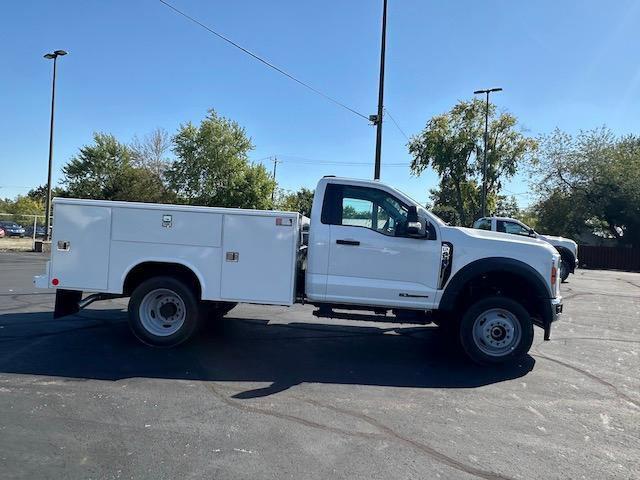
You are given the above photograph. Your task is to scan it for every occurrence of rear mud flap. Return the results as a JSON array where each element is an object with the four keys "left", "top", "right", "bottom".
[{"left": 54, "top": 289, "right": 83, "bottom": 319}]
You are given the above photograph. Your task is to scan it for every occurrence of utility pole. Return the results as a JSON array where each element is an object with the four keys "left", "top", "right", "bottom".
[
  {"left": 473, "top": 87, "right": 502, "bottom": 218},
  {"left": 43, "top": 49, "right": 68, "bottom": 242},
  {"left": 372, "top": 0, "right": 388, "bottom": 180},
  {"left": 270, "top": 156, "right": 281, "bottom": 206}
]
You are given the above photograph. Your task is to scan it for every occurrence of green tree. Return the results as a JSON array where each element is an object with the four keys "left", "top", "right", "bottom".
[
  {"left": 61, "top": 133, "right": 172, "bottom": 203},
  {"left": 409, "top": 99, "right": 537, "bottom": 226},
  {"left": 27, "top": 185, "right": 68, "bottom": 203},
  {"left": 494, "top": 195, "right": 520, "bottom": 218},
  {"left": 1, "top": 195, "right": 44, "bottom": 224},
  {"left": 130, "top": 127, "right": 172, "bottom": 177},
  {"left": 431, "top": 205, "right": 461, "bottom": 226},
  {"left": 531, "top": 127, "right": 640, "bottom": 246},
  {"left": 167, "top": 110, "right": 274, "bottom": 209},
  {"left": 276, "top": 187, "right": 314, "bottom": 215}
]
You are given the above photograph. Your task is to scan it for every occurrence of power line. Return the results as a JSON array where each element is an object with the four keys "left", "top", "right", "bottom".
[
  {"left": 281, "top": 161, "right": 409, "bottom": 167},
  {"left": 266, "top": 155, "right": 410, "bottom": 167},
  {"left": 157, "top": 0, "right": 369, "bottom": 121},
  {"left": 502, "top": 189, "right": 534, "bottom": 197},
  {"left": 383, "top": 107, "right": 410, "bottom": 143},
  {"left": 255, "top": 154, "right": 410, "bottom": 167}
]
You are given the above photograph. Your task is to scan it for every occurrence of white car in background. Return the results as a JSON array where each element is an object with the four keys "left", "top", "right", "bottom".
[{"left": 473, "top": 216, "right": 578, "bottom": 282}]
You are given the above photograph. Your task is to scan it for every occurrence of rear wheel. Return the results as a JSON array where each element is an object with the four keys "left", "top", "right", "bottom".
[
  {"left": 460, "top": 296, "right": 534, "bottom": 365},
  {"left": 128, "top": 276, "right": 201, "bottom": 347}
]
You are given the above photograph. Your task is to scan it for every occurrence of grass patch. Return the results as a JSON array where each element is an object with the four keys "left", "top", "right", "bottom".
[{"left": 0, "top": 237, "right": 34, "bottom": 252}]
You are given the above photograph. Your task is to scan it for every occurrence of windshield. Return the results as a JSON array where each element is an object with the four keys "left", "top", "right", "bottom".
[{"left": 390, "top": 186, "right": 446, "bottom": 226}]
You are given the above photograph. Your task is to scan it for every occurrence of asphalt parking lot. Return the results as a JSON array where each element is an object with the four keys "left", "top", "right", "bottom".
[{"left": 0, "top": 252, "right": 638, "bottom": 480}]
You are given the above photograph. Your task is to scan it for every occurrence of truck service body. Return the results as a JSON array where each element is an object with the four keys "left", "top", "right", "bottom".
[{"left": 35, "top": 177, "right": 563, "bottom": 364}]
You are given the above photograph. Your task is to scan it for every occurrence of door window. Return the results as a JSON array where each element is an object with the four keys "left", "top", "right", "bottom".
[
  {"left": 322, "top": 184, "right": 410, "bottom": 237},
  {"left": 497, "top": 220, "right": 531, "bottom": 236},
  {"left": 342, "top": 198, "right": 373, "bottom": 228}
]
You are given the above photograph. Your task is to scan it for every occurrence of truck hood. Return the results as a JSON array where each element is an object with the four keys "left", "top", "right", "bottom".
[
  {"left": 454, "top": 227, "right": 548, "bottom": 246},
  {"left": 537, "top": 234, "right": 578, "bottom": 255},
  {"left": 439, "top": 226, "right": 560, "bottom": 296}
]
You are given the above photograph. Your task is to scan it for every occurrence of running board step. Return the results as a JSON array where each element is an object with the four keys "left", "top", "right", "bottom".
[{"left": 312, "top": 307, "right": 432, "bottom": 325}]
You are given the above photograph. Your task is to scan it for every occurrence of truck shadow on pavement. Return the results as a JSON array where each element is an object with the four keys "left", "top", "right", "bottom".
[{"left": 0, "top": 308, "right": 535, "bottom": 398}]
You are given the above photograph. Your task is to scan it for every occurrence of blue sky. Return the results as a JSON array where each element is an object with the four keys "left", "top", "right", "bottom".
[{"left": 2, "top": 0, "right": 640, "bottom": 206}]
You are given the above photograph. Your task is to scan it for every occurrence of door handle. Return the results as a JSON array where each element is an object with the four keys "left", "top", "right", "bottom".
[{"left": 336, "top": 239, "right": 360, "bottom": 246}]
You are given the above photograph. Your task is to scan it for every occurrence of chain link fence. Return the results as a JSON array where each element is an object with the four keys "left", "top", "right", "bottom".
[{"left": 0, "top": 213, "right": 48, "bottom": 251}]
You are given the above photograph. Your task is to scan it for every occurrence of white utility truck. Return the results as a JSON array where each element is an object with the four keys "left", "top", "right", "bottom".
[
  {"left": 473, "top": 216, "right": 579, "bottom": 282},
  {"left": 34, "top": 177, "right": 563, "bottom": 365}
]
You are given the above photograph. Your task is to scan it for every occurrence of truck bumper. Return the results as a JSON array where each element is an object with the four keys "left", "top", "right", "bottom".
[{"left": 545, "top": 297, "right": 563, "bottom": 340}]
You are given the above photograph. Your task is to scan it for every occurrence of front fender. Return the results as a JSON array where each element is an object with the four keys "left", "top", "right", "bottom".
[{"left": 438, "top": 257, "right": 556, "bottom": 338}]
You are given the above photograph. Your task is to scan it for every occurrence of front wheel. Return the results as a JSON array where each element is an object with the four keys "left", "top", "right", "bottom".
[
  {"left": 128, "top": 276, "right": 201, "bottom": 347},
  {"left": 460, "top": 296, "right": 534, "bottom": 365}
]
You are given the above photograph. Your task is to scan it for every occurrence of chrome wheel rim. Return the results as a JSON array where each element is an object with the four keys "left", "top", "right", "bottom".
[
  {"left": 472, "top": 308, "right": 522, "bottom": 357},
  {"left": 139, "top": 288, "right": 186, "bottom": 337}
]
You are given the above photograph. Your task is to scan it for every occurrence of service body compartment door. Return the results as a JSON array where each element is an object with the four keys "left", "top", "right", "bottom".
[
  {"left": 51, "top": 204, "right": 111, "bottom": 291},
  {"left": 221, "top": 214, "right": 297, "bottom": 304}
]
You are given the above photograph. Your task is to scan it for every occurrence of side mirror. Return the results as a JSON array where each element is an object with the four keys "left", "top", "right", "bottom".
[
  {"left": 407, "top": 205, "right": 418, "bottom": 223},
  {"left": 529, "top": 229, "right": 537, "bottom": 238},
  {"left": 406, "top": 206, "right": 426, "bottom": 237}
]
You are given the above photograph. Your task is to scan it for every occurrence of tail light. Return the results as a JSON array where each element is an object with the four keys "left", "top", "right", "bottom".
[{"left": 551, "top": 265, "right": 557, "bottom": 291}]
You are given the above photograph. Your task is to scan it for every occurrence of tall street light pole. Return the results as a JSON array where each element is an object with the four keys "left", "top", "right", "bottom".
[
  {"left": 473, "top": 87, "right": 502, "bottom": 218},
  {"left": 372, "top": 0, "right": 388, "bottom": 180},
  {"left": 43, "top": 49, "right": 68, "bottom": 242}
]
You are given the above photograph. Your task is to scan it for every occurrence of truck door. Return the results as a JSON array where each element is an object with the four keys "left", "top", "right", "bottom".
[{"left": 321, "top": 184, "right": 439, "bottom": 309}]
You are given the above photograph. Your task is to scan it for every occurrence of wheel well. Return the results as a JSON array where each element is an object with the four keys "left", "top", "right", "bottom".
[
  {"left": 123, "top": 262, "right": 202, "bottom": 299},
  {"left": 450, "top": 271, "right": 544, "bottom": 321},
  {"left": 555, "top": 246, "right": 574, "bottom": 264}
]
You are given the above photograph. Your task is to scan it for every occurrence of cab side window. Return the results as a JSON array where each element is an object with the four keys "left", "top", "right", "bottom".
[
  {"left": 322, "top": 184, "right": 410, "bottom": 237},
  {"left": 497, "top": 220, "right": 530, "bottom": 236},
  {"left": 473, "top": 218, "right": 492, "bottom": 230}
]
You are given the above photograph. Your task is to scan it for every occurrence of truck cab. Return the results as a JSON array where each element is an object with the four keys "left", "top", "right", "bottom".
[{"left": 306, "top": 177, "right": 443, "bottom": 310}]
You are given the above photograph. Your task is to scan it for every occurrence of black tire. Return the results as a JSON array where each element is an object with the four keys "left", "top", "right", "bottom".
[
  {"left": 128, "top": 276, "right": 201, "bottom": 347},
  {"left": 459, "top": 296, "right": 534, "bottom": 365},
  {"left": 559, "top": 259, "right": 570, "bottom": 283}
]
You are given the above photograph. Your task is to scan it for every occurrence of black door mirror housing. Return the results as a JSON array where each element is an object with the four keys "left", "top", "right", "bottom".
[
  {"left": 406, "top": 206, "right": 427, "bottom": 237},
  {"left": 407, "top": 205, "right": 419, "bottom": 223}
]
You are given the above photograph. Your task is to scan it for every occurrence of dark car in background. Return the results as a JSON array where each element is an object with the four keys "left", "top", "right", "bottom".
[
  {"left": 24, "top": 225, "right": 47, "bottom": 238},
  {"left": 0, "top": 221, "right": 26, "bottom": 237}
]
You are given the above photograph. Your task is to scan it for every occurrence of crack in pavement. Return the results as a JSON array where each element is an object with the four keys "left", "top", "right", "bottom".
[
  {"left": 614, "top": 277, "right": 640, "bottom": 290},
  {"left": 204, "top": 382, "right": 385, "bottom": 441},
  {"left": 550, "top": 336, "right": 640, "bottom": 345},
  {"left": 205, "top": 382, "right": 513, "bottom": 480},
  {"left": 532, "top": 352, "right": 639, "bottom": 410},
  {"left": 299, "top": 395, "right": 513, "bottom": 480}
]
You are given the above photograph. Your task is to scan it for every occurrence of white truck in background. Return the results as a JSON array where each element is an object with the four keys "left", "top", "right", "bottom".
[
  {"left": 34, "top": 176, "right": 563, "bottom": 365},
  {"left": 473, "top": 216, "right": 579, "bottom": 282}
]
